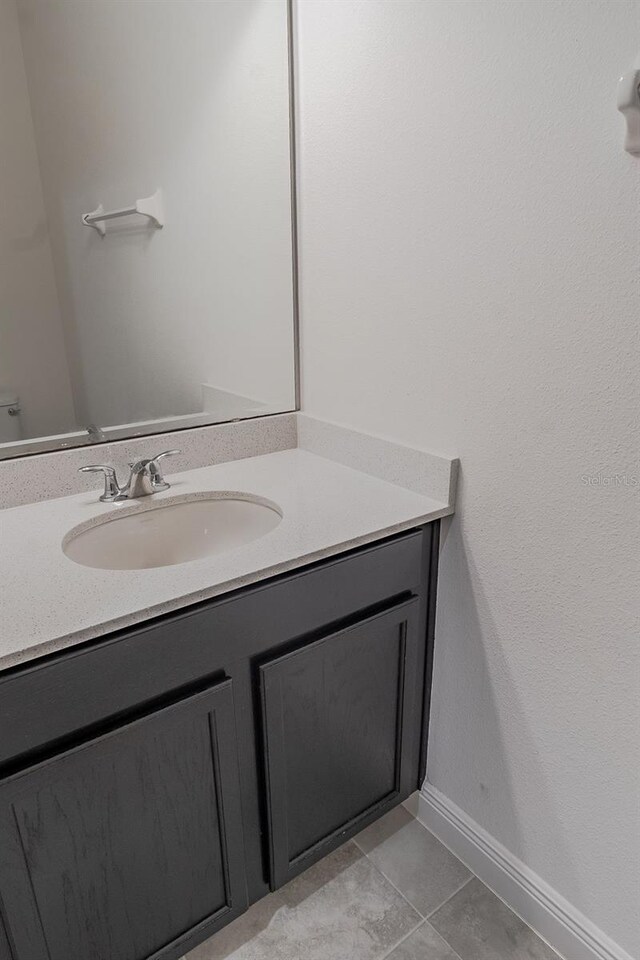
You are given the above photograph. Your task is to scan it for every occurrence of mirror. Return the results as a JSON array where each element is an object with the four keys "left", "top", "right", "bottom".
[{"left": 0, "top": 0, "right": 297, "bottom": 459}]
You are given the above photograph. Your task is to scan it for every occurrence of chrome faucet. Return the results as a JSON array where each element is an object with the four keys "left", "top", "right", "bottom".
[{"left": 79, "top": 450, "right": 180, "bottom": 502}]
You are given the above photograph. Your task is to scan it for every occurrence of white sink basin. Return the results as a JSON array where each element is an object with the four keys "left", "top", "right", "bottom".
[{"left": 63, "top": 492, "right": 282, "bottom": 570}]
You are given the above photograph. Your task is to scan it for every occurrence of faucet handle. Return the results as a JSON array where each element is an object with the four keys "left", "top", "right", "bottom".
[
  {"left": 79, "top": 464, "right": 120, "bottom": 502},
  {"left": 147, "top": 449, "right": 180, "bottom": 490}
]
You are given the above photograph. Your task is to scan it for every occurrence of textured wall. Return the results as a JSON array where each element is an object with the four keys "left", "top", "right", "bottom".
[{"left": 295, "top": 0, "right": 640, "bottom": 954}]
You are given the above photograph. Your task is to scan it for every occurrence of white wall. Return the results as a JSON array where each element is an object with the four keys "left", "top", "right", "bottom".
[
  {"left": 295, "top": 1, "right": 640, "bottom": 955},
  {"left": 17, "top": 0, "right": 295, "bottom": 428},
  {"left": 0, "top": 0, "right": 75, "bottom": 439}
]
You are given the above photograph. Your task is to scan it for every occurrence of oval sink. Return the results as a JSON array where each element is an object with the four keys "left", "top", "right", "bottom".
[{"left": 63, "top": 493, "right": 282, "bottom": 570}]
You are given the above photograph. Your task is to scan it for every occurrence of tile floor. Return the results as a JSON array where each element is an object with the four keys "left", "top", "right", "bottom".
[{"left": 185, "top": 803, "right": 561, "bottom": 960}]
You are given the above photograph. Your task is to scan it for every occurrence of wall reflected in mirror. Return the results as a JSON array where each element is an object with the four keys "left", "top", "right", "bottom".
[{"left": 0, "top": 0, "right": 296, "bottom": 459}]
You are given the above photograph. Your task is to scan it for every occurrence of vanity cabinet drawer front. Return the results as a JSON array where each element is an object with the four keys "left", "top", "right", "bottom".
[
  {"left": 0, "top": 529, "right": 426, "bottom": 770},
  {"left": 0, "top": 678, "right": 247, "bottom": 960},
  {"left": 259, "top": 598, "right": 421, "bottom": 889}
]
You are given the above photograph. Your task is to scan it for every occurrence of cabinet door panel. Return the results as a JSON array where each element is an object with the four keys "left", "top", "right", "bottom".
[
  {"left": 0, "top": 680, "right": 247, "bottom": 960},
  {"left": 260, "top": 599, "right": 420, "bottom": 888}
]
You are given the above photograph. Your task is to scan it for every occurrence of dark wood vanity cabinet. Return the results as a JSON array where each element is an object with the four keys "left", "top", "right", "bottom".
[
  {"left": 0, "top": 681, "right": 247, "bottom": 960},
  {"left": 0, "top": 523, "right": 439, "bottom": 960}
]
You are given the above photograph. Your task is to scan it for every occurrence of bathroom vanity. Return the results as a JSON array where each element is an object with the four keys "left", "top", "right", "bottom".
[
  {"left": 0, "top": 527, "right": 437, "bottom": 960},
  {"left": 0, "top": 434, "right": 455, "bottom": 960}
]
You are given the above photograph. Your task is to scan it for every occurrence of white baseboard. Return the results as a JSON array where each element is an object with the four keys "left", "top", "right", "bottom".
[{"left": 418, "top": 784, "right": 635, "bottom": 960}]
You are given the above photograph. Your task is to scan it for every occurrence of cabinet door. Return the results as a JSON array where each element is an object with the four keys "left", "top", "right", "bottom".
[
  {"left": 259, "top": 598, "right": 421, "bottom": 888},
  {"left": 0, "top": 679, "right": 247, "bottom": 960}
]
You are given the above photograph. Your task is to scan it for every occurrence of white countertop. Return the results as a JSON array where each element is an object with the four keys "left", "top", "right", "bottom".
[{"left": 0, "top": 449, "right": 452, "bottom": 671}]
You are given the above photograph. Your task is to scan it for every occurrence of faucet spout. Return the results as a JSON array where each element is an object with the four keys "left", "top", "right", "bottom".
[
  {"left": 126, "top": 460, "right": 158, "bottom": 498},
  {"left": 79, "top": 450, "right": 180, "bottom": 502}
]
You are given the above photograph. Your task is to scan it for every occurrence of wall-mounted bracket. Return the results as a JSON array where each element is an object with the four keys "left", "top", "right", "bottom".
[
  {"left": 82, "top": 188, "right": 165, "bottom": 236},
  {"left": 617, "top": 55, "right": 640, "bottom": 155}
]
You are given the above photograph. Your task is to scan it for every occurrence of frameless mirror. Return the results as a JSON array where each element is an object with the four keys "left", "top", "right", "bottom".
[{"left": 0, "top": 0, "right": 297, "bottom": 459}]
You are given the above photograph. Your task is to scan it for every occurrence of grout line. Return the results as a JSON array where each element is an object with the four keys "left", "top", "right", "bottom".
[
  {"left": 415, "top": 812, "right": 565, "bottom": 958},
  {"left": 356, "top": 821, "right": 474, "bottom": 923},
  {"left": 378, "top": 919, "right": 425, "bottom": 960},
  {"left": 404, "top": 810, "right": 477, "bottom": 921},
  {"left": 421, "top": 920, "right": 466, "bottom": 960},
  {"left": 355, "top": 812, "right": 477, "bottom": 924},
  {"left": 425, "top": 875, "right": 474, "bottom": 920},
  {"left": 357, "top": 846, "right": 425, "bottom": 920}
]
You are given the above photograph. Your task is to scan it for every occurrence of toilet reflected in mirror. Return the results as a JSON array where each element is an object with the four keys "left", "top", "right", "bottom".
[{"left": 0, "top": 393, "right": 22, "bottom": 443}]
